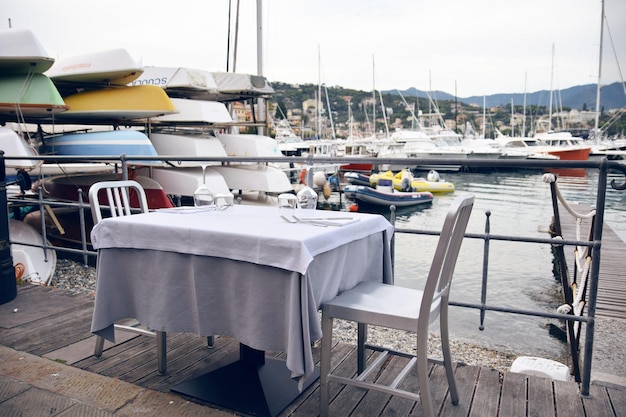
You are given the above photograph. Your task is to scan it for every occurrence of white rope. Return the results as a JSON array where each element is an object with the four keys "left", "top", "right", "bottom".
[
  {"left": 545, "top": 173, "right": 594, "bottom": 335},
  {"left": 574, "top": 218, "right": 591, "bottom": 271},
  {"left": 573, "top": 256, "right": 591, "bottom": 307},
  {"left": 557, "top": 304, "right": 572, "bottom": 314},
  {"left": 542, "top": 173, "right": 596, "bottom": 220}
]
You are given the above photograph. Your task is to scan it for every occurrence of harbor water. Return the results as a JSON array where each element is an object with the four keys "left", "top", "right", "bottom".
[{"left": 347, "top": 168, "right": 625, "bottom": 361}]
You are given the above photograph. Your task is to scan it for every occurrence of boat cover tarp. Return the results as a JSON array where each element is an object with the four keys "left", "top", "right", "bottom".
[{"left": 211, "top": 72, "right": 274, "bottom": 101}]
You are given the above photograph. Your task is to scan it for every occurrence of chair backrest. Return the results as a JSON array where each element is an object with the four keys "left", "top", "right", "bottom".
[
  {"left": 419, "top": 195, "right": 474, "bottom": 326},
  {"left": 88, "top": 180, "right": 149, "bottom": 225}
]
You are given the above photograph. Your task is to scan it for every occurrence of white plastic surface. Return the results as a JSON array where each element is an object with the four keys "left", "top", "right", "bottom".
[{"left": 510, "top": 356, "right": 570, "bottom": 381}]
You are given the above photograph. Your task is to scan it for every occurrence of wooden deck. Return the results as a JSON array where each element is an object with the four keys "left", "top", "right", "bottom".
[
  {"left": 1, "top": 285, "right": 624, "bottom": 417},
  {"left": 556, "top": 202, "right": 626, "bottom": 320}
]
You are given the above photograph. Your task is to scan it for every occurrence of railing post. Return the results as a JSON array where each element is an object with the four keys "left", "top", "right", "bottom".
[
  {"left": 0, "top": 151, "right": 17, "bottom": 304},
  {"left": 580, "top": 158, "right": 608, "bottom": 397},
  {"left": 77, "top": 189, "right": 89, "bottom": 266},
  {"left": 479, "top": 210, "right": 491, "bottom": 330},
  {"left": 389, "top": 204, "right": 396, "bottom": 273},
  {"left": 120, "top": 154, "right": 128, "bottom": 180}
]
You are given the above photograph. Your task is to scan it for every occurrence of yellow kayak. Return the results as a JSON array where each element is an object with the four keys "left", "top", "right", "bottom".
[{"left": 370, "top": 169, "right": 455, "bottom": 194}]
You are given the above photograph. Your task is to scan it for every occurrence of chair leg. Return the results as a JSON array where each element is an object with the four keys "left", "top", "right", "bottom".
[
  {"left": 440, "top": 305, "right": 459, "bottom": 405},
  {"left": 320, "top": 313, "right": 333, "bottom": 417},
  {"left": 357, "top": 322, "right": 368, "bottom": 373},
  {"left": 207, "top": 336, "right": 215, "bottom": 348},
  {"left": 94, "top": 335, "right": 105, "bottom": 358},
  {"left": 156, "top": 331, "right": 167, "bottom": 375},
  {"left": 417, "top": 336, "right": 435, "bottom": 417}
]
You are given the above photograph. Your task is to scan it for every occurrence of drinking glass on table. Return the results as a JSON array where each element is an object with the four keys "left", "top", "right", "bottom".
[
  {"left": 296, "top": 186, "right": 318, "bottom": 209},
  {"left": 215, "top": 193, "right": 234, "bottom": 213},
  {"left": 193, "top": 164, "right": 216, "bottom": 207},
  {"left": 193, "top": 185, "right": 215, "bottom": 207},
  {"left": 278, "top": 193, "right": 297, "bottom": 213}
]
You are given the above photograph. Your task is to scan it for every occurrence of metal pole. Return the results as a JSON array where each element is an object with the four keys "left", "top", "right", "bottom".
[
  {"left": 479, "top": 211, "right": 491, "bottom": 330},
  {"left": 580, "top": 158, "right": 608, "bottom": 396},
  {"left": 0, "top": 151, "right": 17, "bottom": 304}
]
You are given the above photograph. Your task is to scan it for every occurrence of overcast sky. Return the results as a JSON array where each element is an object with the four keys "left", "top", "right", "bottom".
[{"left": 3, "top": 0, "right": 625, "bottom": 97}]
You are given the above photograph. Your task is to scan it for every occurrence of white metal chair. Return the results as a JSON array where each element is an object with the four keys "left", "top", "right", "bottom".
[
  {"left": 320, "top": 195, "right": 474, "bottom": 417},
  {"left": 89, "top": 180, "right": 168, "bottom": 374}
]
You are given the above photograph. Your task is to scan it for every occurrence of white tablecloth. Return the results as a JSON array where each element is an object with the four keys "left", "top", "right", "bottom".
[{"left": 91, "top": 205, "right": 393, "bottom": 383}]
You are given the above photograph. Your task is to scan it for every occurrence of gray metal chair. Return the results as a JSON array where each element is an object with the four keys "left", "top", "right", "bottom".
[
  {"left": 320, "top": 195, "right": 474, "bottom": 417},
  {"left": 89, "top": 180, "right": 168, "bottom": 374}
]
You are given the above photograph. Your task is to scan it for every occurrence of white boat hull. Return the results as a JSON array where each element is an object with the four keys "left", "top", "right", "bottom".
[
  {"left": 9, "top": 219, "right": 56, "bottom": 286},
  {"left": 147, "top": 132, "right": 228, "bottom": 166},
  {"left": 142, "top": 167, "right": 231, "bottom": 198},
  {"left": 212, "top": 165, "right": 293, "bottom": 193}
]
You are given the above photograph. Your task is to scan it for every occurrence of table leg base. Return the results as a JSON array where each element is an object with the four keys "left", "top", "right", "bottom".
[{"left": 171, "top": 356, "right": 320, "bottom": 417}]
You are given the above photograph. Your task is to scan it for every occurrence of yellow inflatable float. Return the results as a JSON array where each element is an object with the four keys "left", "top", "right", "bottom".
[{"left": 369, "top": 169, "right": 455, "bottom": 194}]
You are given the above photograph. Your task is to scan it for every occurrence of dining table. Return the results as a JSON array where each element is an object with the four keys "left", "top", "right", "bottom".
[{"left": 90, "top": 204, "right": 394, "bottom": 417}]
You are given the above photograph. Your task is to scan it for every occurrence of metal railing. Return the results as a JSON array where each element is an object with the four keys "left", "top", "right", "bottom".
[{"left": 2, "top": 152, "right": 626, "bottom": 397}]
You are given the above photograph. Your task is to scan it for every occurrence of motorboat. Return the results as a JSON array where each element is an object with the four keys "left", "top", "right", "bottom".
[
  {"left": 343, "top": 177, "right": 433, "bottom": 208},
  {"left": 495, "top": 133, "right": 588, "bottom": 161},
  {"left": 533, "top": 131, "right": 592, "bottom": 161},
  {"left": 343, "top": 184, "right": 433, "bottom": 208}
]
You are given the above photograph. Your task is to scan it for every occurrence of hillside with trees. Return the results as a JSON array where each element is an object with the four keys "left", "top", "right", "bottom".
[{"left": 268, "top": 81, "right": 625, "bottom": 140}]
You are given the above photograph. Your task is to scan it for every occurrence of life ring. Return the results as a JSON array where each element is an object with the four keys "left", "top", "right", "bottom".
[{"left": 299, "top": 169, "right": 307, "bottom": 185}]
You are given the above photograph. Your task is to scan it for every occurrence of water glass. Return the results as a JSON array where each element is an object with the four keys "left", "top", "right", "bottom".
[
  {"left": 296, "top": 186, "right": 318, "bottom": 210},
  {"left": 215, "top": 193, "right": 234, "bottom": 213},
  {"left": 278, "top": 193, "right": 297, "bottom": 212}
]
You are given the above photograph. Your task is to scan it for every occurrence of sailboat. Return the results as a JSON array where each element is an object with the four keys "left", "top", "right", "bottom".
[
  {"left": 528, "top": 45, "right": 591, "bottom": 161},
  {"left": 588, "top": 0, "right": 626, "bottom": 158}
]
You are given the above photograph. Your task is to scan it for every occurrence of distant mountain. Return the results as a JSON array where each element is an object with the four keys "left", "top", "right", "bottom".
[{"left": 390, "top": 82, "right": 626, "bottom": 110}]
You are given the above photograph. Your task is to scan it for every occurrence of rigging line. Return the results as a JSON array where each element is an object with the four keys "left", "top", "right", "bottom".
[
  {"left": 603, "top": 16, "right": 626, "bottom": 98},
  {"left": 395, "top": 90, "right": 422, "bottom": 128},
  {"left": 15, "top": 71, "right": 37, "bottom": 141}
]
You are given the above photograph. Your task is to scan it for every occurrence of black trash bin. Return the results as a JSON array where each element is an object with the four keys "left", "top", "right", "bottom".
[{"left": 1, "top": 152, "right": 17, "bottom": 305}]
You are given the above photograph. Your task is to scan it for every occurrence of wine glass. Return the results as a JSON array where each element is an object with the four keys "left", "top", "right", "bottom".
[
  {"left": 193, "top": 164, "right": 215, "bottom": 207},
  {"left": 214, "top": 193, "right": 234, "bottom": 213}
]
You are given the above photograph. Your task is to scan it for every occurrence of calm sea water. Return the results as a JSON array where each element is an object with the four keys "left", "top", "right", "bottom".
[{"left": 349, "top": 168, "right": 626, "bottom": 360}]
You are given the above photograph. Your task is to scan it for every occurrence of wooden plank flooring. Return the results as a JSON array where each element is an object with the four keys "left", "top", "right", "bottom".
[
  {"left": 1, "top": 285, "right": 624, "bottom": 417},
  {"left": 556, "top": 202, "right": 626, "bottom": 320}
]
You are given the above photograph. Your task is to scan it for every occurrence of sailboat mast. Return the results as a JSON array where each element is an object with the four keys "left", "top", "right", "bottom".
[
  {"left": 372, "top": 55, "right": 376, "bottom": 137},
  {"left": 324, "top": 84, "right": 336, "bottom": 139},
  {"left": 317, "top": 45, "right": 322, "bottom": 138},
  {"left": 256, "top": 0, "right": 265, "bottom": 135},
  {"left": 548, "top": 44, "right": 555, "bottom": 131},
  {"left": 523, "top": 72, "right": 527, "bottom": 137},
  {"left": 378, "top": 90, "right": 390, "bottom": 138},
  {"left": 594, "top": 0, "right": 605, "bottom": 136},
  {"left": 482, "top": 96, "right": 486, "bottom": 138}
]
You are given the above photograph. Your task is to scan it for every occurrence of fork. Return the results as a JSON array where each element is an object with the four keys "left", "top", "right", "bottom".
[
  {"left": 280, "top": 215, "right": 297, "bottom": 223},
  {"left": 281, "top": 214, "right": 328, "bottom": 227}
]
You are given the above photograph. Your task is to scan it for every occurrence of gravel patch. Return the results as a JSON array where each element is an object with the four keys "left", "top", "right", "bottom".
[{"left": 49, "top": 259, "right": 97, "bottom": 296}]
